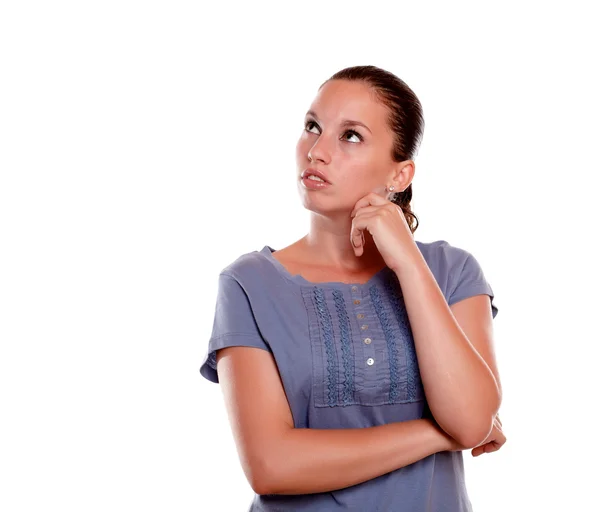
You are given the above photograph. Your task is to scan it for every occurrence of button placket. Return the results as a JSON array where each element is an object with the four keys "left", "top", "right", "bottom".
[{"left": 351, "top": 285, "right": 377, "bottom": 375}]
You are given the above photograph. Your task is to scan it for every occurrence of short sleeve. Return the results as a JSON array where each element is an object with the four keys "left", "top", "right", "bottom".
[
  {"left": 447, "top": 249, "right": 498, "bottom": 319},
  {"left": 199, "top": 272, "right": 272, "bottom": 383}
]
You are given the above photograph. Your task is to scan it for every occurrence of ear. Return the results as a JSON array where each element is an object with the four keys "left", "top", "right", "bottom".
[{"left": 388, "top": 160, "right": 415, "bottom": 192}]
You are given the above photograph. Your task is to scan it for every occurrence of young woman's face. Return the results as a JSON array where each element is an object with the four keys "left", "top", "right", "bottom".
[{"left": 295, "top": 79, "right": 396, "bottom": 215}]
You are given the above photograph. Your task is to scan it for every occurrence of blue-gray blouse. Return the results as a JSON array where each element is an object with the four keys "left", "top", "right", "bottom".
[{"left": 200, "top": 239, "right": 498, "bottom": 511}]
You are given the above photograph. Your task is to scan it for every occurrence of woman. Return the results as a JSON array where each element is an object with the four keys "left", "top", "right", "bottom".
[{"left": 200, "top": 65, "right": 505, "bottom": 511}]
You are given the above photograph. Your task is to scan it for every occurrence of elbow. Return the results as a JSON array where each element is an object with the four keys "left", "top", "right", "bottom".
[
  {"left": 459, "top": 428, "right": 490, "bottom": 450},
  {"left": 491, "top": 385, "right": 503, "bottom": 416},
  {"left": 460, "top": 391, "right": 502, "bottom": 449},
  {"left": 459, "top": 416, "right": 496, "bottom": 449},
  {"left": 250, "top": 476, "right": 272, "bottom": 497},
  {"left": 246, "top": 452, "right": 281, "bottom": 496},
  {"left": 246, "top": 430, "right": 295, "bottom": 495},
  {"left": 248, "top": 467, "right": 268, "bottom": 496}
]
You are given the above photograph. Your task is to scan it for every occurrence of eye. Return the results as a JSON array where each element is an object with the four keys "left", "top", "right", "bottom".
[
  {"left": 305, "top": 120, "right": 319, "bottom": 134},
  {"left": 343, "top": 130, "right": 363, "bottom": 143},
  {"left": 304, "top": 120, "right": 363, "bottom": 143}
]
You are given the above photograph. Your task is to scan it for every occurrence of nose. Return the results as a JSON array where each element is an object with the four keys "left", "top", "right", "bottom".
[{"left": 307, "top": 136, "right": 330, "bottom": 164}]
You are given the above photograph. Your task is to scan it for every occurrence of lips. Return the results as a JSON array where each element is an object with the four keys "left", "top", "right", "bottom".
[{"left": 302, "top": 168, "right": 331, "bottom": 184}]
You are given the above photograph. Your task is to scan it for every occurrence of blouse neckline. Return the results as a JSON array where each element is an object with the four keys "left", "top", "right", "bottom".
[{"left": 259, "top": 245, "right": 398, "bottom": 288}]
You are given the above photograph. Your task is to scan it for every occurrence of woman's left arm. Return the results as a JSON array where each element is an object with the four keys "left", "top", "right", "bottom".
[
  {"left": 394, "top": 246, "right": 502, "bottom": 448},
  {"left": 350, "top": 192, "right": 502, "bottom": 449}
]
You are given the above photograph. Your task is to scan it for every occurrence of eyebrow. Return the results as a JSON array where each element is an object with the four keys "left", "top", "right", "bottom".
[{"left": 305, "top": 110, "right": 372, "bottom": 134}]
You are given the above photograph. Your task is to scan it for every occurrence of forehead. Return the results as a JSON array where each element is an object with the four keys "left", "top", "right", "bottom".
[{"left": 308, "top": 80, "right": 389, "bottom": 129}]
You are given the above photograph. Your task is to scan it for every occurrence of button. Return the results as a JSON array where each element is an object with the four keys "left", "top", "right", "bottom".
[
  {"left": 357, "top": 313, "right": 364, "bottom": 319},
  {"left": 367, "top": 357, "right": 375, "bottom": 366},
  {"left": 353, "top": 299, "right": 360, "bottom": 305},
  {"left": 364, "top": 337, "right": 372, "bottom": 345},
  {"left": 351, "top": 286, "right": 358, "bottom": 292},
  {"left": 361, "top": 324, "right": 368, "bottom": 331}
]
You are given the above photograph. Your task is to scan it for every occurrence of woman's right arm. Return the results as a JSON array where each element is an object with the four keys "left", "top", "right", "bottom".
[{"left": 215, "top": 346, "right": 462, "bottom": 496}]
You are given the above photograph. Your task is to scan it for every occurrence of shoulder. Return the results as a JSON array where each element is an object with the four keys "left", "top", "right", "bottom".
[
  {"left": 413, "top": 238, "right": 497, "bottom": 316},
  {"left": 414, "top": 238, "right": 477, "bottom": 294},
  {"left": 416, "top": 238, "right": 470, "bottom": 269},
  {"left": 220, "top": 249, "right": 265, "bottom": 277},
  {"left": 217, "top": 245, "right": 281, "bottom": 290}
]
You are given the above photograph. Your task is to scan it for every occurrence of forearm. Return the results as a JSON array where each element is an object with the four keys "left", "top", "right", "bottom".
[
  {"left": 394, "top": 245, "right": 500, "bottom": 445},
  {"left": 261, "top": 418, "right": 450, "bottom": 495}
]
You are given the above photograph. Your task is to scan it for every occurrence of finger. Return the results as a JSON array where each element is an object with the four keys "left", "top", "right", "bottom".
[
  {"left": 351, "top": 192, "right": 390, "bottom": 217},
  {"left": 350, "top": 217, "right": 366, "bottom": 255},
  {"left": 473, "top": 441, "right": 496, "bottom": 457},
  {"left": 350, "top": 212, "right": 379, "bottom": 254},
  {"left": 485, "top": 432, "right": 507, "bottom": 453},
  {"left": 351, "top": 228, "right": 365, "bottom": 255},
  {"left": 351, "top": 204, "right": 380, "bottom": 218},
  {"left": 349, "top": 206, "right": 377, "bottom": 255},
  {"left": 471, "top": 446, "right": 484, "bottom": 457},
  {"left": 484, "top": 441, "right": 501, "bottom": 453}
]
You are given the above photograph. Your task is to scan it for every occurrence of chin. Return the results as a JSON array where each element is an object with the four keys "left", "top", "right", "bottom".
[{"left": 298, "top": 194, "right": 350, "bottom": 218}]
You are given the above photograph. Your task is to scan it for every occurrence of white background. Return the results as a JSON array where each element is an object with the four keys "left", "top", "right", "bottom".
[{"left": 1, "top": 1, "right": 598, "bottom": 510}]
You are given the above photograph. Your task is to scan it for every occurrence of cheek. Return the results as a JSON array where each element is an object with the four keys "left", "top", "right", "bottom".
[
  {"left": 343, "top": 158, "right": 373, "bottom": 179},
  {"left": 340, "top": 164, "right": 382, "bottom": 196}
]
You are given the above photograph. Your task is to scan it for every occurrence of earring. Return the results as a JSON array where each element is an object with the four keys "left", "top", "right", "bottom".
[{"left": 387, "top": 185, "right": 395, "bottom": 192}]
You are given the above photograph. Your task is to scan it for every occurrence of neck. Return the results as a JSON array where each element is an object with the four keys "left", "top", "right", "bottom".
[{"left": 301, "top": 212, "right": 387, "bottom": 272}]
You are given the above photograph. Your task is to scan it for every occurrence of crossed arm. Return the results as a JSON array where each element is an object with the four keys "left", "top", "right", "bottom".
[
  {"left": 393, "top": 244, "right": 502, "bottom": 448},
  {"left": 214, "top": 248, "right": 502, "bottom": 495}
]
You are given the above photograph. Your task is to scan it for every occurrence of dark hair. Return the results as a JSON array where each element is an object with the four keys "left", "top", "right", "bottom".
[{"left": 320, "top": 65, "right": 424, "bottom": 234}]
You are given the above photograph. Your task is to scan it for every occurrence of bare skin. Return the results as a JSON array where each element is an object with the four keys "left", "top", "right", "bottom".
[{"left": 271, "top": 231, "right": 387, "bottom": 285}]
